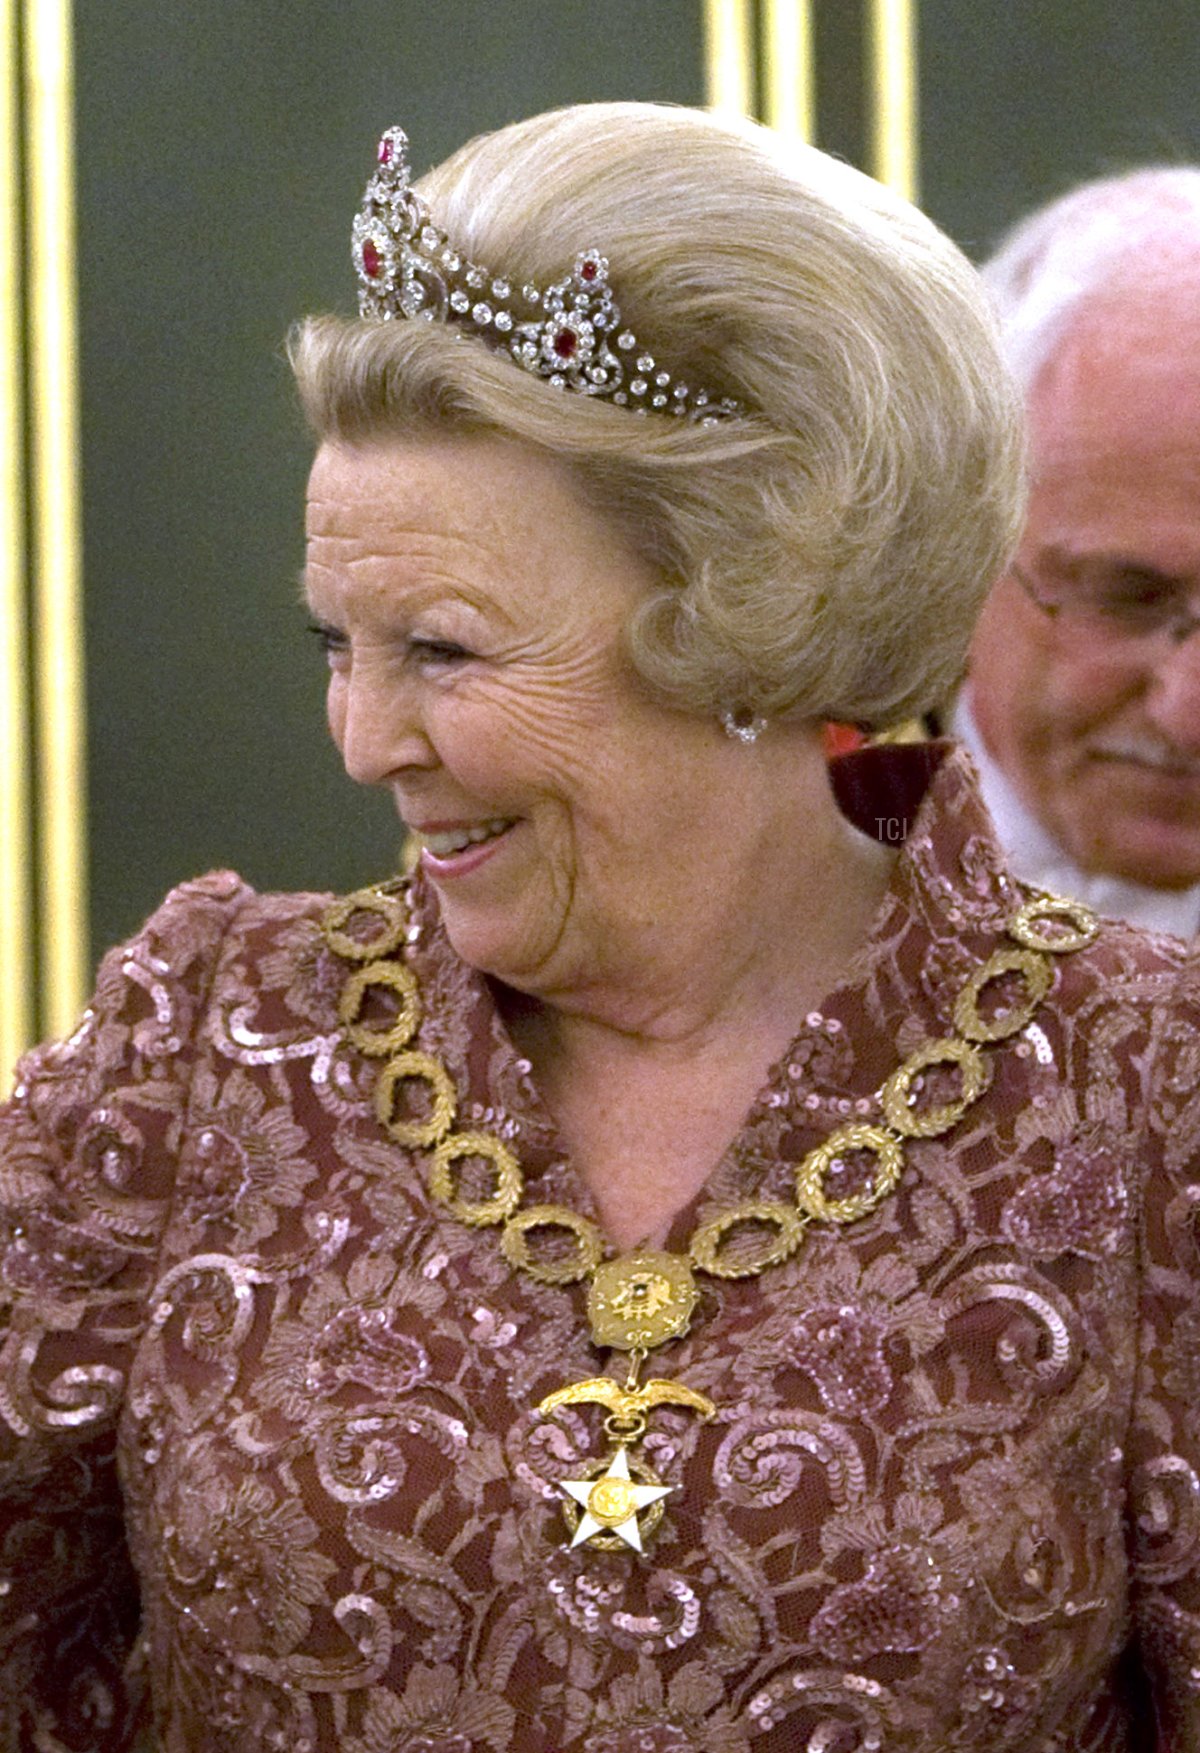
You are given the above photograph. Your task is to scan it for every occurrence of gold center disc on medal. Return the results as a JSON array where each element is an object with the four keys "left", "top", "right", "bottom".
[
  {"left": 559, "top": 1451, "right": 672, "bottom": 1550},
  {"left": 588, "top": 1477, "right": 639, "bottom": 1526},
  {"left": 587, "top": 1248, "right": 699, "bottom": 1350}
]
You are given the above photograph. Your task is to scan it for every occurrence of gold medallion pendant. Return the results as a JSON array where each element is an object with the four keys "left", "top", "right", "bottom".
[
  {"left": 537, "top": 1257, "right": 718, "bottom": 1553},
  {"left": 587, "top": 1249, "right": 698, "bottom": 1350},
  {"left": 322, "top": 884, "right": 1099, "bottom": 1557}
]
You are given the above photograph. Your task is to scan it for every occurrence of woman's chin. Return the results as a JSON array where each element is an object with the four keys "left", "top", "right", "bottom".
[{"left": 435, "top": 902, "right": 557, "bottom": 991}]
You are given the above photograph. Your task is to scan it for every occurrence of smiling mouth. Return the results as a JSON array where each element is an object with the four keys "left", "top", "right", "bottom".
[{"left": 416, "top": 818, "right": 516, "bottom": 857}]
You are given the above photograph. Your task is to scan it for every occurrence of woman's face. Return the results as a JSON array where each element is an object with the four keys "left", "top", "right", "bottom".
[{"left": 304, "top": 432, "right": 736, "bottom": 997}]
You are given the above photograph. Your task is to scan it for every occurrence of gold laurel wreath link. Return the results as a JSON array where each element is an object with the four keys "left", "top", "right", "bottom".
[
  {"left": 320, "top": 882, "right": 1095, "bottom": 1438},
  {"left": 1007, "top": 895, "right": 1099, "bottom": 955},
  {"left": 501, "top": 1204, "right": 606, "bottom": 1285},
  {"left": 688, "top": 1201, "right": 807, "bottom": 1279},
  {"left": 430, "top": 1131, "right": 523, "bottom": 1226},
  {"left": 880, "top": 1039, "right": 989, "bottom": 1139},
  {"left": 374, "top": 1050, "right": 457, "bottom": 1148},
  {"left": 338, "top": 960, "right": 422, "bottom": 1057},
  {"left": 953, "top": 948, "right": 1052, "bottom": 1044},
  {"left": 322, "top": 887, "right": 409, "bottom": 961},
  {"left": 794, "top": 1124, "right": 905, "bottom": 1223}
]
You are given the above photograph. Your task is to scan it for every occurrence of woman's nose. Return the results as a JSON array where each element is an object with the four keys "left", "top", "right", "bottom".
[{"left": 334, "top": 665, "right": 435, "bottom": 786}]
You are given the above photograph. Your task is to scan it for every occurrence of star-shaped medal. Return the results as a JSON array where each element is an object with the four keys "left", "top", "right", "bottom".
[{"left": 559, "top": 1447, "right": 674, "bottom": 1552}]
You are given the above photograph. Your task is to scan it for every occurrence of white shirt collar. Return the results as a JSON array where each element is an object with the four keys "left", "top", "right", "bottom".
[{"left": 951, "top": 693, "right": 1200, "bottom": 937}]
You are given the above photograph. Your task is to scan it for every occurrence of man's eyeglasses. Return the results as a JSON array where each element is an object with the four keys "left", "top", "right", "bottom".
[{"left": 1011, "top": 561, "right": 1200, "bottom": 647}]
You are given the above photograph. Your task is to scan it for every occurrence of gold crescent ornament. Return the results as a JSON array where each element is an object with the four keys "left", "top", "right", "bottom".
[{"left": 537, "top": 1375, "right": 717, "bottom": 1425}]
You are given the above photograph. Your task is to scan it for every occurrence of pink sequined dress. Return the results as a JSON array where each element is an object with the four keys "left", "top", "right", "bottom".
[{"left": 1, "top": 744, "right": 1198, "bottom": 1751}]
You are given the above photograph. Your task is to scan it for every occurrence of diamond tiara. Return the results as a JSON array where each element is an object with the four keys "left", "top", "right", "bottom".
[{"left": 352, "top": 126, "right": 742, "bottom": 424}]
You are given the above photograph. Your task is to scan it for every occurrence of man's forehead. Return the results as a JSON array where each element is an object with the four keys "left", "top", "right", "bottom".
[
  {"left": 1039, "top": 261, "right": 1200, "bottom": 378},
  {"left": 1029, "top": 274, "right": 1200, "bottom": 474}
]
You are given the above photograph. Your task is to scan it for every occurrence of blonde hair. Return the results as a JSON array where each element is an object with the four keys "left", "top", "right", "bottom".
[{"left": 291, "top": 103, "right": 1024, "bottom": 726}]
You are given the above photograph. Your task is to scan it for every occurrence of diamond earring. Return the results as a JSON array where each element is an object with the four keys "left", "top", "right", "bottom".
[{"left": 720, "top": 707, "right": 767, "bottom": 744}]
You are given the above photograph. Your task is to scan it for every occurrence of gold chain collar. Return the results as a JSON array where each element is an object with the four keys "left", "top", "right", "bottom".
[{"left": 322, "top": 884, "right": 1097, "bottom": 1553}]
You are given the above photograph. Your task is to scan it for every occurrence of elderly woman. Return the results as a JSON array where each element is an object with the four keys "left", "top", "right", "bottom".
[{"left": 2, "top": 102, "right": 1199, "bottom": 1753}]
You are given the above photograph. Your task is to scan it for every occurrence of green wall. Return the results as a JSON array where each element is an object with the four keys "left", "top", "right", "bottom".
[
  {"left": 76, "top": 0, "right": 1200, "bottom": 965},
  {"left": 920, "top": 0, "right": 1200, "bottom": 254},
  {"left": 77, "top": 0, "right": 705, "bottom": 962}
]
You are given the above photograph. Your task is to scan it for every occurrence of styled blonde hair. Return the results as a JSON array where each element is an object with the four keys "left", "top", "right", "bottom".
[{"left": 291, "top": 103, "right": 1024, "bottom": 726}]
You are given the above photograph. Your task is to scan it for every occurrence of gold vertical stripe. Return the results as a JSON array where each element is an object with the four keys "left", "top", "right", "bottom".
[
  {"left": 25, "top": 0, "right": 87, "bottom": 1038},
  {"left": 702, "top": 0, "right": 755, "bottom": 117},
  {"left": 868, "top": 0, "right": 919, "bottom": 200},
  {"left": 0, "top": 0, "right": 32, "bottom": 1087},
  {"left": 762, "top": 0, "right": 814, "bottom": 140}
]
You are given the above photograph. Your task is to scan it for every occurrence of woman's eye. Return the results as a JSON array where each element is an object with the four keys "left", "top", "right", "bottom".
[
  {"left": 307, "top": 620, "right": 348, "bottom": 662},
  {"left": 410, "top": 637, "right": 472, "bottom": 665}
]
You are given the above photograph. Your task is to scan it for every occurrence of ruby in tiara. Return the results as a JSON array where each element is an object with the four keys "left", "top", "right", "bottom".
[{"left": 352, "top": 126, "right": 743, "bottom": 424}]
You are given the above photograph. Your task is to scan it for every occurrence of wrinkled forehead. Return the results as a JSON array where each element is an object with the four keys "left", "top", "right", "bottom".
[{"left": 1028, "top": 270, "right": 1200, "bottom": 487}]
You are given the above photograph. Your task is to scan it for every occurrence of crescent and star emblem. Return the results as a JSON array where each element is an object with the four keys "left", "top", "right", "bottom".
[
  {"left": 536, "top": 1374, "right": 717, "bottom": 1552},
  {"left": 558, "top": 1446, "right": 674, "bottom": 1551}
]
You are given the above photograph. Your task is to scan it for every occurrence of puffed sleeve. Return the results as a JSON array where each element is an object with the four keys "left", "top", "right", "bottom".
[
  {"left": 0, "top": 871, "right": 250, "bottom": 1751},
  {"left": 1129, "top": 971, "right": 1200, "bottom": 1751}
]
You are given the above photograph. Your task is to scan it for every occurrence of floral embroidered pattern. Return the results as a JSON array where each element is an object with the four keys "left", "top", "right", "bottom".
[{"left": 1, "top": 750, "right": 1199, "bottom": 1750}]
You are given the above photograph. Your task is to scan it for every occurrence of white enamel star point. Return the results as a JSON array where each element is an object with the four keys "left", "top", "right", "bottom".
[{"left": 559, "top": 1447, "right": 674, "bottom": 1552}]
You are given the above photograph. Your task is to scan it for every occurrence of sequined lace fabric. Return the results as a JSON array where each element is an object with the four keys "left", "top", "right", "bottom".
[{"left": 2, "top": 743, "right": 1199, "bottom": 1751}]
